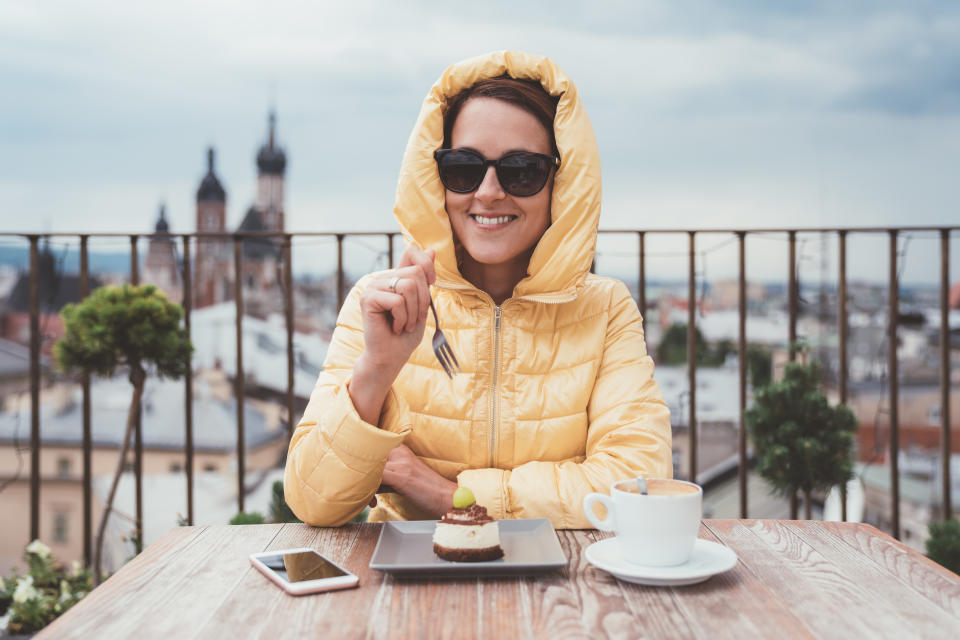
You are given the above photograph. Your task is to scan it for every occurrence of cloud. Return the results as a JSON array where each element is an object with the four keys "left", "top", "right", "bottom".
[{"left": 1, "top": 0, "right": 958, "bottom": 290}]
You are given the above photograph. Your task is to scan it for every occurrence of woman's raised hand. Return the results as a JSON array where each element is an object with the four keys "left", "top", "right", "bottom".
[{"left": 349, "top": 246, "right": 436, "bottom": 426}]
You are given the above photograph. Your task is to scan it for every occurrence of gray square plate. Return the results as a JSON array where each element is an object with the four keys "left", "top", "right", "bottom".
[{"left": 369, "top": 519, "right": 567, "bottom": 576}]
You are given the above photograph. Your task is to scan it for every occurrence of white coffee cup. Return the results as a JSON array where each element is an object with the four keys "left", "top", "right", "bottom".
[{"left": 583, "top": 478, "right": 702, "bottom": 566}]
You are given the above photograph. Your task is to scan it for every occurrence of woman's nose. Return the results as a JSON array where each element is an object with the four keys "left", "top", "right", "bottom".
[{"left": 474, "top": 165, "right": 505, "bottom": 203}]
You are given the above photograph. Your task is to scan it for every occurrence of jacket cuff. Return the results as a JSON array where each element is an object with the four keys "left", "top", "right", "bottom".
[
  {"left": 322, "top": 377, "right": 410, "bottom": 465},
  {"left": 457, "top": 468, "right": 509, "bottom": 520}
]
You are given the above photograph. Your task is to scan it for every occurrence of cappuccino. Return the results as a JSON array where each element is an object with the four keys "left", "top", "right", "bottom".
[
  {"left": 620, "top": 479, "right": 699, "bottom": 496},
  {"left": 584, "top": 478, "right": 703, "bottom": 566}
]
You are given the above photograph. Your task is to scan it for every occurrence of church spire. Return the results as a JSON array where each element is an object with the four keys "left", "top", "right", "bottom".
[
  {"left": 256, "top": 112, "right": 286, "bottom": 175},
  {"left": 268, "top": 111, "right": 276, "bottom": 149},
  {"left": 197, "top": 146, "right": 226, "bottom": 203}
]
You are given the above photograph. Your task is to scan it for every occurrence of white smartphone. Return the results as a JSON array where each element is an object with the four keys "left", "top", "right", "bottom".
[{"left": 249, "top": 548, "right": 359, "bottom": 595}]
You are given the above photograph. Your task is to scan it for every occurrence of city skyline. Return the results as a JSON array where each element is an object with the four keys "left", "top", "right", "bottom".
[{"left": 2, "top": 1, "right": 959, "bottom": 284}]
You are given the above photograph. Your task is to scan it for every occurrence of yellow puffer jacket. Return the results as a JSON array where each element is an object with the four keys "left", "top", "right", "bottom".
[{"left": 284, "top": 51, "right": 672, "bottom": 529}]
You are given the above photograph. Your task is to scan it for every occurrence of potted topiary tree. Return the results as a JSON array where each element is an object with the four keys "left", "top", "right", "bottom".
[
  {"left": 745, "top": 358, "right": 857, "bottom": 519},
  {"left": 55, "top": 284, "right": 192, "bottom": 583}
]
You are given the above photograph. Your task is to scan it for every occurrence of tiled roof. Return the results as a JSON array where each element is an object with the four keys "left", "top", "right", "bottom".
[{"left": 0, "top": 374, "right": 282, "bottom": 451}]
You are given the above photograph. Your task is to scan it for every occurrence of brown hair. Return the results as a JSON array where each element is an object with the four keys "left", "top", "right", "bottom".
[{"left": 442, "top": 76, "right": 560, "bottom": 155}]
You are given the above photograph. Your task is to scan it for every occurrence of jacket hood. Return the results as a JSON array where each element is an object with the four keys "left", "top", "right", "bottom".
[{"left": 393, "top": 51, "right": 602, "bottom": 302}]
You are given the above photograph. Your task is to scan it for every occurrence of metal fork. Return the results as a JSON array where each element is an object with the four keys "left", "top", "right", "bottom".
[{"left": 429, "top": 294, "right": 461, "bottom": 379}]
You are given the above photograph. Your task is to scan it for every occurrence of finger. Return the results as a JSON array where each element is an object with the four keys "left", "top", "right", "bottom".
[
  {"left": 399, "top": 246, "right": 437, "bottom": 286},
  {"left": 394, "top": 274, "right": 420, "bottom": 333},
  {"left": 397, "top": 244, "right": 424, "bottom": 269},
  {"left": 388, "top": 265, "right": 429, "bottom": 331},
  {"left": 408, "top": 247, "right": 437, "bottom": 286},
  {"left": 414, "top": 267, "right": 430, "bottom": 325},
  {"left": 363, "top": 289, "right": 408, "bottom": 334},
  {"left": 394, "top": 262, "right": 431, "bottom": 325}
]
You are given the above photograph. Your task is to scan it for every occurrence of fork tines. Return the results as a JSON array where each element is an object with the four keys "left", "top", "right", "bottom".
[
  {"left": 434, "top": 336, "right": 461, "bottom": 379},
  {"left": 428, "top": 296, "right": 461, "bottom": 379}
]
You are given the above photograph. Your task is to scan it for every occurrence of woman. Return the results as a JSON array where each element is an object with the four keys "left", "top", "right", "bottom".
[{"left": 284, "top": 51, "right": 671, "bottom": 529}]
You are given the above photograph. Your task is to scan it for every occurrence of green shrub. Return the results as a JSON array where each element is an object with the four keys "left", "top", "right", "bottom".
[
  {"left": 746, "top": 343, "right": 772, "bottom": 388},
  {"left": 656, "top": 323, "right": 733, "bottom": 367},
  {"left": 230, "top": 511, "right": 266, "bottom": 525},
  {"left": 269, "top": 481, "right": 301, "bottom": 523},
  {"left": 926, "top": 519, "right": 960, "bottom": 575}
]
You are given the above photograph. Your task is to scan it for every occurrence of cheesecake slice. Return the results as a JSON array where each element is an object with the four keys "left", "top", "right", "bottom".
[{"left": 433, "top": 503, "right": 504, "bottom": 562}]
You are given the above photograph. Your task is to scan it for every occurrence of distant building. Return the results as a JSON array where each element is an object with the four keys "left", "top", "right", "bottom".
[
  {"left": 194, "top": 147, "right": 230, "bottom": 309},
  {"left": 0, "top": 371, "right": 287, "bottom": 575},
  {"left": 193, "top": 111, "right": 288, "bottom": 317},
  {"left": 843, "top": 380, "right": 960, "bottom": 462},
  {"left": 0, "top": 336, "right": 50, "bottom": 397},
  {"left": 1, "top": 245, "right": 101, "bottom": 352},
  {"left": 142, "top": 203, "right": 181, "bottom": 303}
]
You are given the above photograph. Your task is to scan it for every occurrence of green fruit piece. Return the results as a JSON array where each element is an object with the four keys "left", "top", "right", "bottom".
[{"left": 452, "top": 486, "right": 476, "bottom": 509}]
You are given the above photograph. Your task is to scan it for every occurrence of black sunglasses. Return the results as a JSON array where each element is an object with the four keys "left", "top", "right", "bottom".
[{"left": 434, "top": 148, "right": 560, "bottom": 197}]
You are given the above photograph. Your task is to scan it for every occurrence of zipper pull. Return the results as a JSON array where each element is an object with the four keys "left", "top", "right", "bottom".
[{"left": 494, "top": 305, "right": 501, "bottom": 329}]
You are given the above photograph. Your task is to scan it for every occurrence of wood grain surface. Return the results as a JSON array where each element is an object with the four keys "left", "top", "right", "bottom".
[{"left": 36, "top": 520, "right": 960, "bottom": 640}]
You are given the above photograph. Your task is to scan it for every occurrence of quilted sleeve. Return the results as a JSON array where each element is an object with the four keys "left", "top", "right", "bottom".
[
  {"left": 283, "top": 276, "right": 411, "bottom": 526},
  {"left": 457, "top": 281, "right": 672, "bottom": 529}
]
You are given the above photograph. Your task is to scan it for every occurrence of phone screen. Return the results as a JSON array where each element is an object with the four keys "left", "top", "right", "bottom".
[{"left": 260, "top": 550, "right": 349, "bottom": 583}]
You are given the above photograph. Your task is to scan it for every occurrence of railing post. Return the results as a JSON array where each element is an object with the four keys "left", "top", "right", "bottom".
[
  {"left": 638, "top": 231, "right": 646, "bottom": 328},
  {"left": 738, "top": 232, "right": 747, "bottom": 518},
  {"left": 336, "top": 234, "right": 345, "bottom": 312},
  {"left": 181, "top": 235, "right": 195, "bottom": 526},
  {"left": 130, "top": 235, "right": 143, "bottom": 553},
  {"left": 888, "top": 230, "right": 900, "bottom": 539},
  {"left": 838, "top": 230, "right": 849, "bottom": 522},
  {"left": 788, "top": 230, "right": 797, "bottom": 361},
  {"left": 233, "top": 237, "right": 246, "bottom": 514},
  {"left": 688, "top": 232, "right": 697, "bottom": 483},
  {"left": 80, "top": 236, "right": 92, "bottom": 564},
  {"left": 28, "top": 235, "right": 40, "bottom": 543},
  {"left": 940, "top": 229, "right": 951, "bottom": 521},
  {"left": 283, "top": 234, "right": 295, "bottom": 440}
]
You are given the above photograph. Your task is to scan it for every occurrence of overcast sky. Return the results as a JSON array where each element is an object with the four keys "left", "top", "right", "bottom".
[{"left": 1, "top": 0, "right": 958, "bottom": 284}]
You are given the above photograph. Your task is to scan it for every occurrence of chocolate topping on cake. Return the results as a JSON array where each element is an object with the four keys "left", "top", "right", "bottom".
[{"left": 440, "top": 504, "right": 495, "bottom": 525}]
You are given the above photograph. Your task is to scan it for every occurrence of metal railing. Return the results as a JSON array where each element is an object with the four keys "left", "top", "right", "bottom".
[{"left": 3, "top": 226, "right": 957, "bottom": 564}]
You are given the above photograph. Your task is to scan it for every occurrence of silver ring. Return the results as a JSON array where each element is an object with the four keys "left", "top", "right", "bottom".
[{"left": 388, "top": 276, "right": 401, "bottom": 292}]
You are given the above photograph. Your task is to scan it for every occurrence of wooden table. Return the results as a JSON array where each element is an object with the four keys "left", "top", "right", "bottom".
[{"left": 38, "top": 520, "right": 960, "bottom": 639}]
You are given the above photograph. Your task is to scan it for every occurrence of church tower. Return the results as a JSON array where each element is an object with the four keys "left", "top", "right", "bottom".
[
  {"left": 197, "top": 147, "right": 226, "bottom": 233},
  {"left": 194, "top": 147, "right": 228, "bottom": 308},
  {"left": 143, "top": 203, "right": 181, "bottom": 302},
  {"left": 255, "top": 111, "right": 286, "bottom": 232}
]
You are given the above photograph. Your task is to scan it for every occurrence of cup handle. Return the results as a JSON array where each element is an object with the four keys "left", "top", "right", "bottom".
[{"left": 582, "top": 493, "right": 616, "bottom": 531}]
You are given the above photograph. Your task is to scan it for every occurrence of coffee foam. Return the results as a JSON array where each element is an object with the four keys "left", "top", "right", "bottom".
[{"left": 618, "top": 479, "right": 699, "bottom": 496}]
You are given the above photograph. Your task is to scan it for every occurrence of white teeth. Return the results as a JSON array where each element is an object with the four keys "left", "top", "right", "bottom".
[{"left": 473, "top": 215, "right": 513, "bottom": 226}]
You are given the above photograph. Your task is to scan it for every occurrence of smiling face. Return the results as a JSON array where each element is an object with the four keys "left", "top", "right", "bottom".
[{"left": 444, "top": 97, "right": 554, "bottom": 289}]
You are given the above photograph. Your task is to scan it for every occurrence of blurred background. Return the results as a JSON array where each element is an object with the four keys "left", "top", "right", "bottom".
[{"left": 1, "top": 0, "right": 958, "bottom": 575}]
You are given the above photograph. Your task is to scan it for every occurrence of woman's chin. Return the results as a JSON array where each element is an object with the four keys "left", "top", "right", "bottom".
[{"left": 461, "top": 245, "right": 524, "bottom": 268}]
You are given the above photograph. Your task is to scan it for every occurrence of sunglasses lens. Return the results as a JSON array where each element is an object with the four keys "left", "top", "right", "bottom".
[
  {"left": 498, "top": 153, "right": 551, "bottom": 197},
  {"left": 438, "top": 150, "right": 485, "bottom": 193}
]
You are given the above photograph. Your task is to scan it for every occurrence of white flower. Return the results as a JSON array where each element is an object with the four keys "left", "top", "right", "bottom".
[
  {"left": 0, "top": 611, "right": 10, "bottom": 634},
  {"left": 71, "top": 560, "right": 83, "bottom": 577},
  {"left": 26, "top": 539, "right": 52, "bottom": 559},
  {"left": 12, "top": 575, "right": 40, "bottom": 604},
  {"left": 59, "top": 579, "right": 73, "bottom": 603}
]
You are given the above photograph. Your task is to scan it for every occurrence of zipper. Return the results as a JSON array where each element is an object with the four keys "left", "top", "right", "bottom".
[{"left": 489, "top": 305, "right": 502, "bottom": 467}]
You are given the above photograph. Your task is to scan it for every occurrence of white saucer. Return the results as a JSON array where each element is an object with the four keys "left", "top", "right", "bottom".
[{"left": 585, "top": 538, "right": 738, "bottom": 587}]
